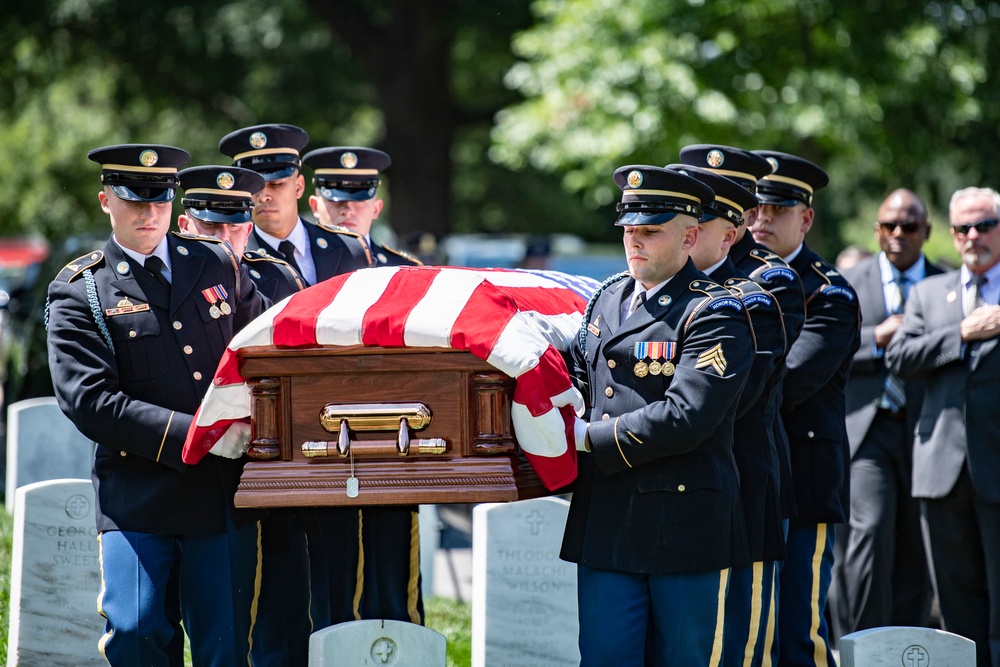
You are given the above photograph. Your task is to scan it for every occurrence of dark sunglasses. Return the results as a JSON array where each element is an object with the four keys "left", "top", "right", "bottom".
[
  {"left": 951, "top": 218, "right": 1000, "bottom": 235},
  {"left": 878, "top": 220, "right": 925, "bottom": 234}
]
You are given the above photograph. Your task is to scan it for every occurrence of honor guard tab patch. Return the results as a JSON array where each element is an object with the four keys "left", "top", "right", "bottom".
[
  {"left": 696, "top": 343, "right": 728, "bottom": 376},
  {"left": 821, "top": 285, "right": 855, "bottom": 301},
  {"left": 761, "top": 267, "right": 796, "bottom": 283},
  {"left": 743, "top": 293, "right": 774, "bottom": 307},
  {"left": 709, "top": 297, "right": 743, "bottom": 312}
]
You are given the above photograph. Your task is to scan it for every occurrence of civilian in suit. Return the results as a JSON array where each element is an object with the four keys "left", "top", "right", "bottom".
[
  {"left": 563, "top": 165, "right": 754, "bottom": 666},
  {"left": 829, "top": 189, "right": 938, "bottom": 639},
  {"left": 301, "top": 146, "right": 426, "bottom": 629},
  {"left": 886, "top": 187, "right": 1000, "bottom": 667},
  {"left": 46, "top": 145, "right": 268, "bottom": 666},
  {"left": 672, "top": 163, "right": 787, "bottom": 667},
  {"left": 217, "top": 124, "right": 369, "bottom": 666},
  {"left": 750, "top": 151, "right": 861, "bottom": 666}
]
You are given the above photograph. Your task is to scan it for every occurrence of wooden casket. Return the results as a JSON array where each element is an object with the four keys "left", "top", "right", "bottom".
[{"left": 235, "top": 344, "right": 552, "bottom": 508}]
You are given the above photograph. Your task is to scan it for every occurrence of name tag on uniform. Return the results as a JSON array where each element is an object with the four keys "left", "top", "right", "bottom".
[
  {"left": 588, "top": 323, "right": 601, "bottom": 337},
  {"left": 105, "top": 298, "right": 150, "bottom": 316}
]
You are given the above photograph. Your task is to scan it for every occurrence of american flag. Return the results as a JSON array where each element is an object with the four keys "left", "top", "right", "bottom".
[{"left": 182, "top": 266, "right": 600, "bottom": 490}]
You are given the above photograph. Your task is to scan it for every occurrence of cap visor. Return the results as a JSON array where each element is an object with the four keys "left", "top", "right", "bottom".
[
  {"left": 259, "top": 166, "right": 299, "bottom": 182},
  {"left": 755, "top": 193, "right": 804, "bottom": 207},
  {"left": 111, "top": 185, "right": 175, "bottom": 203},
  {"left": 318, "top": 186, "right": 376, "bottom": 202},
  {"left": 615, "top": 211, "right": 682, "bottom": 227},
  {"left": 187, "top": 208, "right": 253, "bottom": 224}
]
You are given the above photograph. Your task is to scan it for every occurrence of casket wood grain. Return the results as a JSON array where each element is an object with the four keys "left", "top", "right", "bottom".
[{"left": 234, "top": 345, "right": 552, "bottom": 507}]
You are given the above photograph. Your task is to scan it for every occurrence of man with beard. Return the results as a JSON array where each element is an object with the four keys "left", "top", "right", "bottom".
[
  {"left": 829, "top": 189, "right": 938, "bottom": 640},
  {"left": 887, "top": 187, "right": 1000, "bottom": 667}
]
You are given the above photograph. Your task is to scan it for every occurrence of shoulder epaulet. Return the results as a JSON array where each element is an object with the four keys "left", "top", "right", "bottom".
[
  {"left": 243, "top": 248, "right": 288, "bottom": 265},
  {"left": 748, "top": 248, "right": 783, "bottom": 265},
  {"left": 55, "top": 250, "right": 104, "bottom": 283},
  {"left": 808, "top": 259, "right": 838, "bottom": 285},
  {"left": 723, "top": 277, "right": 752, "bottom": 291},
  {"left": 688, "top": 279, "right": 744, "bottom": 320},
  {"left": 382, "top": 244, "right": 423, "bottom": 266},
  {"left": 316, "top": 221, "right": 363, "bottom": 239},
  {"left": 171, "top": 230, "right": 224, "bottom": 244}
]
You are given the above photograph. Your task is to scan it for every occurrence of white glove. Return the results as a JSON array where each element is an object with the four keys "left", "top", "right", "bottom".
[
  {"left": 574, "top": 417, "right": 590, "bottom": 452},
  {"left": 209, "top": 422, "right": 251, "bottom": 459}
]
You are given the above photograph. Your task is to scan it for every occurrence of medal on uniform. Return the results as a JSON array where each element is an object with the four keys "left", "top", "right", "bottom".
[
  {"left": 201, "top": 284, "right": 230, "bottom": 319},
  {"left": 633, "top": 342, "right": 650, "bottom": 377},
  {"left": 661, "top": 342, "right": 677, "bottom": 376},
  {"left": 648, "top": 341, "right": 664, "bottom": 375}
]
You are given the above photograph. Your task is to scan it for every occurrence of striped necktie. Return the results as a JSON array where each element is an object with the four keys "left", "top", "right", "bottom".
[{"left": 879, "top": 273, "right": 909, "bottom": 413}]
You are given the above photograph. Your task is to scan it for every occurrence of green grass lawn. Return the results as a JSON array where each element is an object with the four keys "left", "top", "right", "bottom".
[{"left": 0, "top": 509, "right": 471, "bottom": 666}]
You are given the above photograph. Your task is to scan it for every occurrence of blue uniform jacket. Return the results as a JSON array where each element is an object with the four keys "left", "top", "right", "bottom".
[
  {"left": 561, "top": 259, "right": 753, "bottom": 574},
  {"left": 46, "top": 232, "right": 267, "bottom": 534}
]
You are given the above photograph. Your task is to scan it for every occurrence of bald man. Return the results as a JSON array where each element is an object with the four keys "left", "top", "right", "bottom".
[{"left": 830, "top": 189, "right": 939, "bottom": 639}]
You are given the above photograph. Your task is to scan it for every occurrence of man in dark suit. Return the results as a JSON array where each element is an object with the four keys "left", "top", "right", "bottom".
[
  {"left": 46, "top": 144, "right": 268, "bottom": 666},
  {"left": 887, "top": 187, "right": 1000, "bottom": 667},
  {"left": 674, "top": 163, "right": 788, "bottom": 667},
  {"left": 304, "top": 146, "right": 423, "bottom": 267},
  {"left": 218, "top": 123, "right": 371, "bottom": 284},
  {"left": 300, "top": 145, "right": 426, "bottom": 630},
  {"left": 750, "top": 151, "right": 861, "bottom": 666},
  {"left": 563, "top": 165, "right": 754, "bottom": 666},
  {"left": 830, "top": 189, "right": 938, "bottom": 639}
]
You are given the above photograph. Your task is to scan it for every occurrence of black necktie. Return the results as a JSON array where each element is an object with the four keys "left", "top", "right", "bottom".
[
  {"left": 144, "top": 256, "right": 170, "bottom": 292},
  {"left": 278, "top": 240, "right": 302, "bottom": 275}
]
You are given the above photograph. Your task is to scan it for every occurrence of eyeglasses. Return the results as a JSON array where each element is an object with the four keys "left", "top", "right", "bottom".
[
  {"left": 877, "top": 220, "right": 925, "bottom": 234},
  {"left": 951, "top": 218, "right": 1000, "bottom": 236}
]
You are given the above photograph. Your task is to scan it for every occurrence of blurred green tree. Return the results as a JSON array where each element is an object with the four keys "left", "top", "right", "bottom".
[{"left": 490, "top": 0, "right": 1000, "bottom": 256}]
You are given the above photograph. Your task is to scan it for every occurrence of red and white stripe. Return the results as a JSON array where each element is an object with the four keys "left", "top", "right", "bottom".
[{"left": 182, "top": 266, "right": 593, "bottom": 490}]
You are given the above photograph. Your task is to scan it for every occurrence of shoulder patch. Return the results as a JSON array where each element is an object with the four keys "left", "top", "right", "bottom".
[
  {"left": 759, "top": 267, "right": 796, "bottom": 283},
  {"left": 55, "top": 250, "right": 104, "bottom": 283},
  {"left": 742, "top": 293, "right": 774, "bottom": 308},
  {"left": 821, "top": 284, "right": 856, "bottom": 301},
  {"left": 709, "top": 296, "right": 744, "bottom": 312}
]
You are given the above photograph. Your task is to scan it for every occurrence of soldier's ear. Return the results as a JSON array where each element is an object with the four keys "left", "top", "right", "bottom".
[
  {"left": 177, "top": 214, "right": 192, "bottom": 233},
  {"left": 308, "top": 195, "right": 321, "bottom": 216}
]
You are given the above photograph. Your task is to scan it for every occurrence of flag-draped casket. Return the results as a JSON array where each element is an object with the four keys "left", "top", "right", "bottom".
[{"left": 182, "top": 266, "right": 598, "bottom": 507}]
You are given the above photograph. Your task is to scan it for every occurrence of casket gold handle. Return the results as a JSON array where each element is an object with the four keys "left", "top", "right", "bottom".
[
  {"left": 319, "top": 402, "right": 432, "bottom": 433},
  {"left": 303, "top": 417, "right": 447, "bottom": 458}
]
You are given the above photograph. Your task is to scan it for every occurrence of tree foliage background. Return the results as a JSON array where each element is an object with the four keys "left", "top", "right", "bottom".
[{"left": 1, "top": 0, "right": 997, "bottom": 261}]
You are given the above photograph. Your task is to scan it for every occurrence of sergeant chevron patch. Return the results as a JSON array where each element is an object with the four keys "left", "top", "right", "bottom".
[{"left": 696, "top": 343, "right": 728, "bottom": 376}]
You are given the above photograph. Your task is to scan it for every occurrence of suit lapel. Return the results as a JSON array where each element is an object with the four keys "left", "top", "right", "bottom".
[
  {"left": 306, "top": 222, "right": 346, "bottom": 283},
  {"left": 105, "top": 242, "right": 166, "bottom": 308},
  {"left": 599, "top": 279, "right": 627, "bottom": 335}
]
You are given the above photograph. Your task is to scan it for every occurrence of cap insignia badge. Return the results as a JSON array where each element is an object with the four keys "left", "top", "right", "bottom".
[
  {"left": 341, "top": 152, "right": 358, "bottom": 169},
  {"left": 217, "top": 172, "right": 235, "bottom": 189},
  {"left": 139, "top": 150, "right": 158, "bottom": 167},
  {"left": 707, "top": 150, "right": 724, "bottom": 168},
  {"left": 250, "top": 132, "right": 267, "bottom": 149},
  {"left": 627, "top": 170, "right": 643, "bottom": 188}
]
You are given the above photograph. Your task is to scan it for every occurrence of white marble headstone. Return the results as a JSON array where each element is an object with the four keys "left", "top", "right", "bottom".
[
  {"left": 308, "top": 619, "right": 446, "bottom": 666},
  {"left": 7, "top": 479, "right": 105, "bottom": 667},
  {"left": 840, "top": 626, "right": 976, "bottom": 666},
  {"left": 6, "top": 397, "right": 93, "bottom": 514},
  {"left": 471, "top": 497, "right": 579, "bottom": 667}
]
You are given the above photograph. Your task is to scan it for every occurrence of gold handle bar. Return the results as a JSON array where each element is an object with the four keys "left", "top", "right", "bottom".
[{"left": 319, "top": 402, "right": 432, "bottom": 433}]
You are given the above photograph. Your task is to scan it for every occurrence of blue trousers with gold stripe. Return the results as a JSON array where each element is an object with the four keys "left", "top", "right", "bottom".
[
  {"left": 97, "top": 520, "right": 260, "bottom": 667},
  {"left": 723, "top": 561, "right": 777, "bottom": 667},
  {"left": 777, "top": 524, "right": 836, "bottom": 666},
  {"left": 579, "top": 565, "right": 729, "bottom": 667}
]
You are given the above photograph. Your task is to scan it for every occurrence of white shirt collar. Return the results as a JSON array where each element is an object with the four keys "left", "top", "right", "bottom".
[
  {"left": 255, "top": 218, "right": 309, "bottom": 256},
  {"left": 114, "top": 235, "right": 171, "bottom": 272},
  {"left": 782, "top": 243, "right": 804, "bottom": 264}
]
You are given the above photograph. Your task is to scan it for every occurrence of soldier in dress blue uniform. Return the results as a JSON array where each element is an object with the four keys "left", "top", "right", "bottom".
[
  {"left": 301, "top": 145, "right": 426, "bottom": 629},
  {"left": 303, "top": 146, "right": 423, "bottom": 267},
  {"left": 218, "top": 123, "right": 371, "bottom": 284},
  {"left": 750, "top": 151, "right": 861, "bottom": 666},
  {"left": 670, "top": 164, "right": 787, "bottom": 667},
  {"left": 176, "top": 165, "right": 306, "bottom": 302},
  {"left": 46, "top": 144, "right": 268, "bottom": 666},
  {"left": 562, "top": 165, "right": 754, "bottom": 666}
]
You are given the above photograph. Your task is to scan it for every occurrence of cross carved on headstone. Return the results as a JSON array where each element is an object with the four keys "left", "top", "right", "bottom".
[
  {"left": 903, "top": 645, "right": 929, "bottom": 667},
  {"left": 372, "top": 638, "right": 395, "bottom": 664},
  {"left": 526, "top": 509, "right": 545, "bottom": 535}
]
